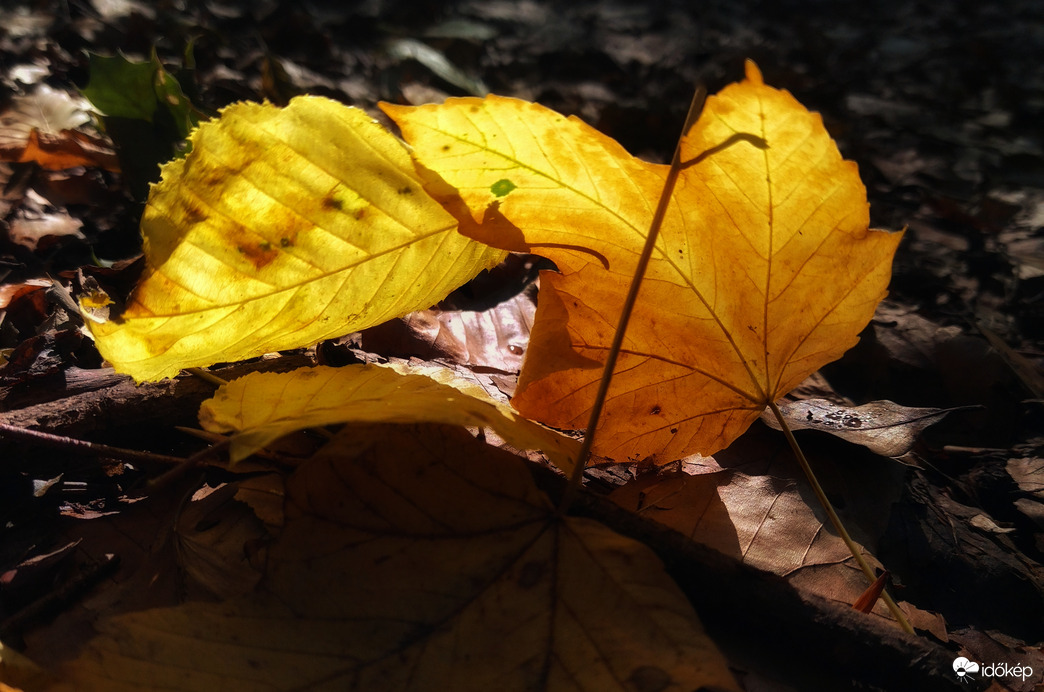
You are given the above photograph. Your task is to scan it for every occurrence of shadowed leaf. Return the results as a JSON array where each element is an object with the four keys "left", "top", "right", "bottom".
[
  {"left": 198, "top": 362, "right": 579, "bottom": 472},
  {"left": 49, "top": 425, "right": 738, "bottom": 692}
]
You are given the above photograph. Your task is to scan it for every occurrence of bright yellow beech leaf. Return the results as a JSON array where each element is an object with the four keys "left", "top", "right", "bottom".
[
  {"left": 383, "top": 61, "right": 903, "bottom": 463},
  {"left": 88, "top": 96, "right": 505, "bottom": 382},
  {"left": 198, "top": 362, "right": 580, "bottom": 472}
]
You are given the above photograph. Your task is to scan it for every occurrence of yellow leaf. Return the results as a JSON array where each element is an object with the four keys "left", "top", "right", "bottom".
[
  {"left": 88, "top": 96, "right": 505, "bottom": 382},
  {"left": 198, "top": 362, "right": 580, "bottom": 472},
  {"left": 0, "top": 640, "right": 43, "bottom": 692},
  {"left": 383, "top": 61, "right": 903, "bottom": 462},
  {"left": 49, "top": 424, "right": 739, "bottom": 691}
]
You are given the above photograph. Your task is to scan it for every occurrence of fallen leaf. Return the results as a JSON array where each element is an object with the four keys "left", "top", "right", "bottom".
[
  {"left": 385, "top": 38, "right": 490, "bottom": 97},
  {"left": 610, "top": 469, "right": 897, "bottom": 620},
  {"left": 1008, "top": 456, "right": 1044, "bottom": 496},
  {"left": 47, "top": 424, "right": 739, "bottom": 691},
  {"left": 0, "top": 85, "right": 116, "bottom": 170},
  {"left": 0, "top": 279, "right": 52, "bottom": 311},
  {"left": 1007, "top": 455, "right": 1044, "bottom": 535},
  {"left": 172, "top": 483, "right": 267, "bottom": 599},
  {"left": 198, "top": 362, "right": 580, "bottom": 472},
  {"left": 6, "top": 190, "right": 85, "bottom": 251},
  {"left": 0, "top": 641, "right": 42, "bottom": 692},
  {"left": 977, "top": 323, "right": 1044, "bottom": 399},
  {"left": 81, "top": 51, "right": 201, "bottom": 199},
  {"left": 87, "top": 96, "right": 506, "bottom": 382},
  {"left": 82, "top": 52, "right": 195, "bottom": 132},
  {"left": 360, "top": 288, "right": 535, "bottom": 372},
  {"left": 384, "top": 61, "right": 903, "bottom": 463},
  {"left": 762, "top": 398, "right": 965, "bottom": 457}
]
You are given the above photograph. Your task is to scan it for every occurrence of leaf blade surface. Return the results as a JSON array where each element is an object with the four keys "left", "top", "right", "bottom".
[
  {"left": 49, "top": 425, "right": 738, "bottom": 691},
  {"left": 385, "top": 62, "right": 903, "bottom": 462},
  {"left": 89, "top": 96, "right": 505, "bottom": 381},
  {"left": 198, "top": 362, "right": 580, "bottom": 472}
]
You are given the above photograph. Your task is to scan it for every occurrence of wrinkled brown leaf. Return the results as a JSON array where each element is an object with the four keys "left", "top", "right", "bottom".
[
  {"left": 763, "top": 398, "right": 967, "bottom": 457},
  {"left": 609, "top": 469, "right": 900, "bottom": 621},
  {"left": 1008, "top": 456, "right": 1044, "bottom": 496},
  {"left": 360, "top": 289, "right": 535, "bottom": 372},
  {"left": 1008, "top": 455, "right": 1044, "bottom": 535}
]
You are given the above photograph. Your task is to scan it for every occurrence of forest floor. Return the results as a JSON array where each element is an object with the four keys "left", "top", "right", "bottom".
[{"left": 1, "top": 1, "right": 1042, "bottom": 690}]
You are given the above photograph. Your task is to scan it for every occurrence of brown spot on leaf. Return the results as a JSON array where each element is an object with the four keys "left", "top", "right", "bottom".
[
  {"left": 182, "top": 200, "right": 209, "bottom": 226},
  {"left": 650, "top": 405, "right": 661, "bottom": 415},
  {"left": 236, "top": 243, "right": 277, "bottom": 269}
]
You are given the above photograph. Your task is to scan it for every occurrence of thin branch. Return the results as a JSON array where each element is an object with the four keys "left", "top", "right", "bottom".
[
  {"left": 0, "top": 423, "right": 185, "bottom": 466},
  {"left": 145, "top": 437, "right": 232, "bottom": 493},
  {"left": 768, "top": 400, "right": 914, "bottom": 634},
  {"left": 558, "top": 85, "right": 707, "bottom": 514}
]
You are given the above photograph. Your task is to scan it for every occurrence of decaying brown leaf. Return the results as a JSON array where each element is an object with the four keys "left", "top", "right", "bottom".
[
  {"left": 763, "top": 398, "right": 966, "bottom": 457},
  {"left": 1008, "top": 455, "right": 1044, "bottom": 536},
  {"left": 360, "top": 289, "right": 536, "bottom": 373},
  {"left": 172, "top": 483, "right": 267, "bottom": 600},
  {"left": 0, "top": 85, "right": 118, "bottom": 171},
  {"left": 610, "top": 469, "right": 899, "bottom": 621},
  {"left": 6, "top": 190, "right": 85, "bottom": 251}
]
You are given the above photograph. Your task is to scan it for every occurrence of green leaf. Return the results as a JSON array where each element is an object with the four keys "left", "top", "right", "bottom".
[
  {"left": 82, "top": 52, "right": 160, "bottom": 122},
  {"left": 81, "top": 50, "right": 204, "bottom": 200}
]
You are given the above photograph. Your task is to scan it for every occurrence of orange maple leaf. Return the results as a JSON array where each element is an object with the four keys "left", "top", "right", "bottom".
[{"left": 384, "top": 61, "right": 903, "bottom": 463}]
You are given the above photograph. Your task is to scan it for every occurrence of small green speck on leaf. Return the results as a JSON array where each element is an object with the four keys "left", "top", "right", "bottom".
[{"left": 491, "top": 179, "right": 517, "bottom": 197}]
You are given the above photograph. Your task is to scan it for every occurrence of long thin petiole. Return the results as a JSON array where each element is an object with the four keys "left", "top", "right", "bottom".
[
  {"left": 557, "top": 86, "right": 707, "bottom": 514},
  {"left": 768, "top": 400, "right": 914, "bottom": 634}
]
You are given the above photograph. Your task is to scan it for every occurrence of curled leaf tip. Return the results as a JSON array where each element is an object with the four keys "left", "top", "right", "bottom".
[{"left": 744, "top": 59, "right": 764, "bottom": 84}]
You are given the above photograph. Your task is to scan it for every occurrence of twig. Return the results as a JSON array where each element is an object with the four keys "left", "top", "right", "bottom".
[
  {"left": 0, "top": 553, "right": 120, "bottom": 640},
  {"left": 144, "top": 437, "right": 231, "bottom": 493},
  {"left": 768, "top": 400, "right": 914, "bottom": 634},
  {"left": 0, "top": 423, "right": 185, "bottom": 466},
  {"left": 558, "top": 85, "right": 707, "bottom": 514}
]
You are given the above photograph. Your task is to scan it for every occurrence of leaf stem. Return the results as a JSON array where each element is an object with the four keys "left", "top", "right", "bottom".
[
  {"left": 187, "top": 367, "right": 229, "bottom": 387},
  {"left": 558, "top": 86, "right": 707, "bottom": 514},
  {"left": 768, "top": 400, "right": 914, "bottom": 634}
]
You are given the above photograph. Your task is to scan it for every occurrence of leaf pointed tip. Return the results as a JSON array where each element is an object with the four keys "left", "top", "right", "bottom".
[{"left": 743, "top": 59, "right": 764, "bottom": 84}]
